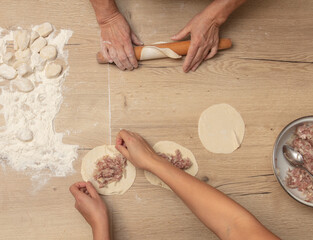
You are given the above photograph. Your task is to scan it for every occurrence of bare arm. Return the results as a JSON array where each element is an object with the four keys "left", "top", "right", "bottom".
[
  {"left": 172, "top": 0, "right": 246, "bottom": 72},
  {"left": 115, "top": 130, "right": 280, "bottom": 240}
]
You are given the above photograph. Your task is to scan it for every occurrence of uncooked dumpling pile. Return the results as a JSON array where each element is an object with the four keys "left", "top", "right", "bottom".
[{"left": 0, "top": 23, "right": 77, "bottom": 188}]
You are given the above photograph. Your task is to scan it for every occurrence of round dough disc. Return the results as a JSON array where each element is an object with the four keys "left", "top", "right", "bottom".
[
  {"left": 81, "top": 145, "right": 136, "bottom": 195},
  {"left": 144, "top": 141, "right": 198, "bottom": 190},
  {"left": 198, "top": 103, "right": 245, "bottom": 154}
]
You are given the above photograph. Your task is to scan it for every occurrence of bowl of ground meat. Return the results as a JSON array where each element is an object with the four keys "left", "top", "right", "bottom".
[{"left": 273, "top": 116, "right": 313, "bottom": 207}]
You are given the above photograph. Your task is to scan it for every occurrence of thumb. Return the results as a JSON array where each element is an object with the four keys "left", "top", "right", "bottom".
[
  {"left": 171, "top": 26, "right": 190, "bottom": 41},
  {"left": 115, "top": 144, "right": 130, "bottom": 160},
  {"left": 131, "top": 32, "right": 143, "bottom": 46},
  {"left": 86, "top": 181, "right": 100, "bottom": 199}
]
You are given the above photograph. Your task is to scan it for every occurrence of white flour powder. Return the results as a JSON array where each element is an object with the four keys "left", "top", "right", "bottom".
[{"left": 0, "top": 24, "right": 78, "bottom": 188}]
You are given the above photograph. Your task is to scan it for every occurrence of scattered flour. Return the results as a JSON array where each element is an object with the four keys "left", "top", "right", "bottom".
[{"left": 0, "top": 24, "right": 78, "bottom": 189}]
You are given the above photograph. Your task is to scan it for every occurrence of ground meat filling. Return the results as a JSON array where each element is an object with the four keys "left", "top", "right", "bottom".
[
  {"left": 158, "top": 149, "right": 192, "bottom": 170},
  {"left": 93, "top": 155, "right": 127, "bottom": 188},
  {"left": 286, "top": 123, "right": 313, "bottom": 202}
]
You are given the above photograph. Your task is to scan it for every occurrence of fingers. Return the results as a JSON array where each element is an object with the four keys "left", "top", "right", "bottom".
[
  {"left": 69, "top": 183, "right": 86, "bottom": 199},
  {"left": 182, "top": 43, "right": 199, "bottom": 72},
  {"left": 124, "top": 42, "right": 138, "bottom": 69},
  {"left": 85, "top": 181, "right": 100, "bottom": 199},
  {"left": 115, "top": 129, "right": 132, "bottom": 158},
  {"left": 115, "top": 144, "right": 130, "bottom": 159},
  {"left": 100, "top": 43, "right": 113, "bottom": 64},
  {"left": 117, "top": 49, "right": 133, "bottom": 71},
  {"left": 205, "top": 45, "right": 218, "bottom": 60},
  {"left": 131, "top": 32, "right": 143, "bottom": 46},
  {"left": 108, "top": 47, "right": 125, "bottom": 70},
  {"left": 171, "top": 26, "right": 190, "bottom": 41}
]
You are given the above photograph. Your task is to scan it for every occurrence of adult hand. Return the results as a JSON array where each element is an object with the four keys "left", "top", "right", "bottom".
[
  {"left": 171, "top": 10, "right": 221, "bottom": 73},
  {"left": 115, "top": 129, "right": 159, "bottom": 170},
  {"left": 99, "top": 12, "right": 143, "bottom": 71},
  {"left": 69, "top": 181, "right": 110, "bottom": 233}
]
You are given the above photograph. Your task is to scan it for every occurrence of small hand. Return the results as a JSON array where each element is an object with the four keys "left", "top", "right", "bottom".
[
  {"left": 171, "top": 11, "right": 220, "bottom": 73},
  {"left": 99, "top": 12, "right": 143, "bottom": 70},
  {"left": 115, "top": 129, "right": 159, "bottom": 170},
  {"left": 69, "top": 181, "right": 110, "bottom": 233}
]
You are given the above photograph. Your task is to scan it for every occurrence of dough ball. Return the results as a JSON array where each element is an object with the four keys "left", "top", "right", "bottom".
[
  {"left": 81, "top": 145, "right": 136, "bottom": 195},
  {"left": 12, "top": 60, "right": 28, "bottom": 70},
  {"left": 13, "top": 78, "right": 35, "bottom": 93},
  {"left": 35, "top": 22, "right": 53, "bottom": 37},
  {"left": 45, "top": 63, "right": 62, "bottom": 78},
  {"left": 40, "top": 45, "right": 57, "bottom": 60},
  {"left": 16, "top": 128, "right": 33, "bottom": 142},
  {"left": 198, "top": 103, "right": 245, "bottom": 154},
  {"left": 0, "top": 64, "right": 17, "bottom": 80},
  {"left": 17, "top": 63, "right": 32, "bottom": 76},
  {"left": 30, "top": 31, "right": 40, "bottom": 44},
  {"left": 13, "top": 30, "right": 30, "bottom": 51},
  {"left": 3, "top": 52, "right": 14, "bottom": 65},
  {"left": 30, "top": 37, "right": 47, "bottom": 53},
  {"left": 15, "top": 48, "right": 31, "bottom": 61},
  {"left": 144, "top": 141, "right": 198, "bottom": 190}
]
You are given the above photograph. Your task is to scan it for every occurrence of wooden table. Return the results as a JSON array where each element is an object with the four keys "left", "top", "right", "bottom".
[{"left": 1, "top": 0, "right": 313, "bottom": 239}]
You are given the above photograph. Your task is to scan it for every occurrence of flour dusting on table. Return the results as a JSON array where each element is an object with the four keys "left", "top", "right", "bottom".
[{"left": 0, "top": 24, "right": 78, "bottom": 188}]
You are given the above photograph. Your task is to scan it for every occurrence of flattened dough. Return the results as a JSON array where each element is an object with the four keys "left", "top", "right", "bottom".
[
  {"left": 81, "top": 145, "right": 136, "bottom": 195},
  {"left": 198, "top": 103, "right": 245, "bottom": 154},
  {"left": 140, "top": 46, "right": 182, "bottom": 61},
  {"left": 144, "top": 141, "right": 198, "bottom": 190}
]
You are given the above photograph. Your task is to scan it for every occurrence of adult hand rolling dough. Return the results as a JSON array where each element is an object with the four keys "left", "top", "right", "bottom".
[
  {"left": 90, "top": 0, "right": 143, "bottom": 71},
  {"left": 90, "top": 0, "right": 245, "bottom": 72},
  {"left": 171, "top": 0, "right": 246, "bottom": 72}
]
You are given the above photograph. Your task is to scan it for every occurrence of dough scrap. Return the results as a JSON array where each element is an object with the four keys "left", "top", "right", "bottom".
[
  {"left": 40, "top": 45, "right": 57, "bottom": 60},
  {"left": 140, "top": 46, "right": 182, "bottom": 61},
  {"left": 0, "top": 64, "right": 17, "bottom": 80},
  {"left": 198, "top": 103, "right": 245, "bottom": 154},
  {"left": 81, "top": 145, "right": 136, "bottom": 195},
  {"left": 16, "top": 128, "right": 33, "bottom": 142},
  {"left": 13, "top": 30, "right": 30, "bottom": 51},
  {"left": 35, "top": 22, "right": 53, "bottom": 37},
  {"left": 45, "top": 63, "right": 62, "bottom": 78},
  {"left": 13, "top": 78, "right": 35, "bottom": 93},
  {"left": 30, "top": 37, "right": 47, "bottom": 53},
  {"left": 144, "top": 141, "right": 198, "bottom": 190}
]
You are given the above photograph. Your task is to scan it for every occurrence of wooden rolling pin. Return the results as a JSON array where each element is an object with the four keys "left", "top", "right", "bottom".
[{"left": 97, "top": 38, "right": 232, "bottom": 63}]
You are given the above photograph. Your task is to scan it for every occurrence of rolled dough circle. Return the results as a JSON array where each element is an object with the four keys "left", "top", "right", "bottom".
[
  {"left": 144, "top": 141, "right": 198, "bottom": 190},
  {"left": 81, "top": 145, "right": 136, "bottom": 195},
  {"left": 198, "top": 103, "right": 245, "bottom": 154}
]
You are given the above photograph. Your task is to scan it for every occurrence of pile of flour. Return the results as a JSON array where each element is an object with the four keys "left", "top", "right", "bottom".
[{"left": 0, "top": 23, "right": 78, "bottom": 187}]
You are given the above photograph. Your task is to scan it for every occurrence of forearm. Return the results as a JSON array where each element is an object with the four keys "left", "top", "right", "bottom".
[
  {"left": 148, "top": 157, "right": 278, "bottom": 240},
  {"left": 89, "top": 0, "right": 119, "bottom": 24},
  {"left": 205, "top": 0, "right": 246, "bottom": 25}
]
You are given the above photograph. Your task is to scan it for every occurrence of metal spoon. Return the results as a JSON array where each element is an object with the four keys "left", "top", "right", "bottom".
[{"left": 283, "top": 145, "right": 313, "bottom": 177}]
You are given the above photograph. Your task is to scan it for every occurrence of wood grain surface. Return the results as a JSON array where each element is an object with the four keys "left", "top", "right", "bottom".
[{"left": 0, "top": 0, "right": 313, "bottom": 239}]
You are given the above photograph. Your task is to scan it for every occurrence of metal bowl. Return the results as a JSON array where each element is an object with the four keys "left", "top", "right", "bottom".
[{"left": 273, "top": 116, "right": 313, "bottom": 207}]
